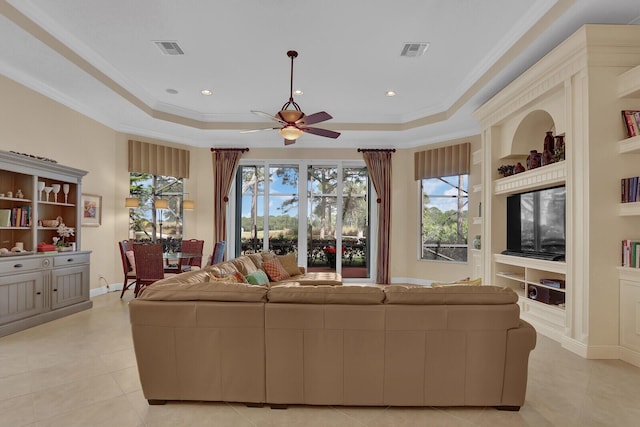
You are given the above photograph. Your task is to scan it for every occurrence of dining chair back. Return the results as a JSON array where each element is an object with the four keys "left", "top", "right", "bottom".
[
  {"left": 119, "top": 240, "right": 137, "bottom": 298},
  {"left": 179, "top": 239, "right": 204, "bottom": 272},
  {"left": 132, "top": 242, "right": 165, "bottom": 296},
  {"left": 211, "top": 241, "right": 226, "bottom": 264}
]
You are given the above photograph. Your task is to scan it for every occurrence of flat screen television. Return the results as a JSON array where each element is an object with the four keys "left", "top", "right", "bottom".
[{"left": 506, "top": 186, "right": 566, "bottom": 260}]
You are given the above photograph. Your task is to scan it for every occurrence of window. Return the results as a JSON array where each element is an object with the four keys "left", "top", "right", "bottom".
[
  {"left": 420, "top": 175, "right": 468, "bottom": 262},
  {"left": 128, "top": 173, "right": 185, "bottom": 251}
]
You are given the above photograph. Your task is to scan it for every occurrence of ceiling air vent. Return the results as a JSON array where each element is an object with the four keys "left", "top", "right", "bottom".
[
  {"left": 400, "top": 42, "right": 430, "bottom": 57},
  {"left": 153, "top": 41, "right": 184, "bottom": 55}
]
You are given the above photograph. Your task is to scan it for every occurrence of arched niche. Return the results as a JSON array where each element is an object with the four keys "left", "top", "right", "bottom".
[{"left": 511, "top": 110, "right": 556, "bottom": 156}]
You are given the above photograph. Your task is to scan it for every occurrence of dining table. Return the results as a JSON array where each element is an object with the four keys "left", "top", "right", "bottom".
[{"left": 162, "top": 252, "right": 203, "bottom": 272}]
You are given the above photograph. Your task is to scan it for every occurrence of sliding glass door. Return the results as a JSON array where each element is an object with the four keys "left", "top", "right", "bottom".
[{"left": 235, "top": 161, "right": 371, "bottom": 280}]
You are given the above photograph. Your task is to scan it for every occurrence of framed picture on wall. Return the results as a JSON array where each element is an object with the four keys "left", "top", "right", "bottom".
[{"left": 81, "top": 193, "right": 102, "bottom": 227}]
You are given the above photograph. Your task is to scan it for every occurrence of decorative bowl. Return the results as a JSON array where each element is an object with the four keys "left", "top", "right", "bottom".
[{"left": 41, "top": 216, "right": 63, "bottom": 227}]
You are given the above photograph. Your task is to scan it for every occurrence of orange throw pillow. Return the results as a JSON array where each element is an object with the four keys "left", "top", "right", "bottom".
[{"left": 262, "top": 258, "right": 291, "bottom": 282}]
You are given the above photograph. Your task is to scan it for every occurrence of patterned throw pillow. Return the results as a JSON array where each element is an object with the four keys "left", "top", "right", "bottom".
[
  {"left": 245, "top": 270, "right": 270, "bottom": 286},
  {"left": 262, "top": 258, "right": 291, "bottom": 282},
  {"left": 277, "top": 253, "right": 302, "bottom": 276}
]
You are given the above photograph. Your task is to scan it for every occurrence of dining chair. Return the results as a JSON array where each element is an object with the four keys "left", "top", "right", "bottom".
[
  {"left": 179, "top": 239, "right": 204, "bottom": 272},
  {"left": 118, "top": 240, "right": 137, "bottom": 298},
  {"left": 132, "top": 242, "right": 165, "bottom": 296},
  {"left": 211, "top": 241, "right": 226, "bottom": 265}
]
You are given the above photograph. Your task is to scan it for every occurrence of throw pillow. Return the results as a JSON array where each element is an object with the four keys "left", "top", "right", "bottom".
[
  {"left": 245, "top": 270, "right": 270, "bottom": 286},
  {"left": 262, "top": 258, "right": 291, "bottom": 282},
  {"left": 125, "top": 250, "right": 136, "bottom": 271},
  {"left": 206, "top": 271, "right": 248, "bottom": 284},
  {"left": 277, "top": 253, "right": 302, "bottom": 276}
]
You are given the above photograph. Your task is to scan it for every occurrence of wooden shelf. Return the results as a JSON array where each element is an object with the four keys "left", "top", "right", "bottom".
[
  {"left": 619, "top": 202, "right": 640, "bottom": 216},
  {"left": 494, "top": 253, "right": 567, "bottom": 274},
  {"left": 494, "top": 161, "right": 566, "bottom": 196},
  {"left": 618, "top": 134, "right": 640, "bottom": 154},
  {"left": 618, "top": 64, "right": 640, "bottom": 98}
]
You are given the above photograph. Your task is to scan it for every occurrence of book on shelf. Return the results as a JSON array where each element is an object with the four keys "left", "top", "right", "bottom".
[
  {"left": 621, "top": 176, "right": 640, "bottom": 203},
  {"left": 0, "top": 209, "right": 10, "bottom": 227},
  {"left": 622, "top": 110, "right": 640, "bottom": 138},
  {"left": 622, "top": 239, "right": 640, "bottom": 268}
]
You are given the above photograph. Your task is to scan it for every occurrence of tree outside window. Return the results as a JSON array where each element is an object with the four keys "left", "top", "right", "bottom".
[
  {"left": 129, "top": 173, "right": 185, "bottom": 252},
  {"left": 420, "top": 175, "right": 468, "bottom": 262}
]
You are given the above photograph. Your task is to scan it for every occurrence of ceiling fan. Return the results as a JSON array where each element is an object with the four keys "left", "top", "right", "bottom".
[{"left": 243, "top": 50, "right": 340, "bottom": 146}]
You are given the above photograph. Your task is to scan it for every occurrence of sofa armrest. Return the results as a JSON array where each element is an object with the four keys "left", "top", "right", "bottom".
[{"left": 501, "top": 320, "right": 537, "bottom": 407}]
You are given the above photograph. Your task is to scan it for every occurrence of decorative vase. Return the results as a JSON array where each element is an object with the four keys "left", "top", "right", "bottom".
[
  {"left": 554, "top": 135, "right": 565, "bottom": 161},
  {"left": 541, "top": 131, "right": 554, "bottom": 166},
  {"left": 526, "top": 150, "right": 541, "bottom": 169},
  {"left": 514, "top": 162, "right": 525, "bottom": 174}
]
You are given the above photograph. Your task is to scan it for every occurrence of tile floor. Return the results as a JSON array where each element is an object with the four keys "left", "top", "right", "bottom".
[{"left": 1, "top": 291, "right": 639, "bottom": 426}]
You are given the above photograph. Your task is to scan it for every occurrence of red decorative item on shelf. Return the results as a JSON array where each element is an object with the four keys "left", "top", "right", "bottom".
[
  {"left": 37, "top": 243, "right": 57, "bottom": 252},
  {"left": 526, "top": 150, "right": 541, "bottom": 169},
  {"left": 542, "top": 131, "right": 554, "bottom": 166}
]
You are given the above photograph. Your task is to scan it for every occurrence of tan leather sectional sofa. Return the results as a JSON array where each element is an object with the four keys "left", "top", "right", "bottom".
[{"left": 129, "top": 266, "right": 536, "bottom": 410}]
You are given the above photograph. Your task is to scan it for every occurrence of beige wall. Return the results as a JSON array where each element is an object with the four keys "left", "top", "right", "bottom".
[
  {"left": 0, "top": 75, "right": 118, "bottom": 290},
  {"left": 391, "top": 136, "right": 481, "bottom": 283},
  {"left": 1, "top": 74, "right": 482, "bottom": 289}
]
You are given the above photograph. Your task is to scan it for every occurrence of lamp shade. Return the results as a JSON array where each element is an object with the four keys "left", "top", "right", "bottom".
[
  {"left": 183, "top": 199, "right": 195, "bottom": 210},
  {"left": 154, "top": 198, "right": 168, "bottom": 209},
  {"left": 125, "top": 197, "right": 139, "bottom": 208},
  {"left": 279, "top": 125, "right": 303, "bottom": 140}
]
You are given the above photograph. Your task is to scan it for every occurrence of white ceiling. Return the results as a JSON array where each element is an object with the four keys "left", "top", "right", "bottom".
[{"left": 1, "top": 0, "right": 639, "bottom": 149}]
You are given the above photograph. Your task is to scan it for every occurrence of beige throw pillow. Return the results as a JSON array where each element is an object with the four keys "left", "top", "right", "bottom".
[{"left": 277, "top": 253, "right": 302, "bottom": 276}]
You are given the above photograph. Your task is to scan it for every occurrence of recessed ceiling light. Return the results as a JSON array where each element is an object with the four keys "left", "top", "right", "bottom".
[
  {"left": 201, "top": 89, "right": 213, "bottom": 96},
  {"left": 385, "top": 91, "right": 397, "bottom": 97},
  {"left": 166, "top": 88, "right": 178, "bottom": 94},
  {"left": 294, "top": 89, "right": 303, "bottom": 95}
]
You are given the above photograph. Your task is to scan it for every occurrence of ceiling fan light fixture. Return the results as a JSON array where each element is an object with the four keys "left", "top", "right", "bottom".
[
  {"left": 279, "top": 125, "right": 303, "bottom": 140},
  {"left": 278, "top": 109, "right": 304, "bottom": 123}
]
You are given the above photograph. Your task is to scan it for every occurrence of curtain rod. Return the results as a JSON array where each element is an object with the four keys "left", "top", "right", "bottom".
[
  {"left": 210, "top": 147, "right": 250, "bottom": 152},
  {"left": 357, "top": 148, "right": 396, "bottom": 153}
]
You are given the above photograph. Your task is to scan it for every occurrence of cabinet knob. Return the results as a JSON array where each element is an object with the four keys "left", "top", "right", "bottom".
[
  {"left": 13, "top": 263, "right": 23, "bottom": 268},
  {"left": 36, "top": 291, "right": 41, "bottom": 295},
  {"left": 66, "top": 258, "right": 73, "bottom": 262},
  {"left": 53, "top": 288, "right": 57, "bottom": 292}
]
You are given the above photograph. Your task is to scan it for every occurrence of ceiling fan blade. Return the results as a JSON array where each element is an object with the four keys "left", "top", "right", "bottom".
[
  {"left": 297, "top": 111, "right": 332, "bottom": 126},
  {"left": 302, "top": 127, "right": 341, "bottom": 139},
  {"left": 284, "top": 139, "right": 297, "bottom": 146},
  {"left": 240, "top": 127, "right": 280, "bottom": 134},
  {"left": 251, "top": 110, "right": 285, "bottom": 124}
]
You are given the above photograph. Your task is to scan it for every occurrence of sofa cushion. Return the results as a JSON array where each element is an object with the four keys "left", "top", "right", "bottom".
[
  {"left": 431, "top": 277, "right": 482, "bottom": 287},
  {"left": 247, "top": 253, "right": 264, "bottom": 270},
  {"left": 137, "top": 280, "right": 268, "bottom": 302},
  {"left": 230, "top": 256, "right": 259, "bottom": 275},
  {"left": 245, "top": 270, "right": 270, "bottom": 286},
  {"left": 285, "top": 271, "right": 342, "bottom": 286},
  {"left": 211, "top": 271, "right": 249, "bottom": 284},
  {"left": 205, "top": 261, "right": 239, "bottom": 277},
  {"left": 263, "top": 258, "right": 291, "bottom": 282},
  {"left": 268, "top": 284, "right": 384, "bottom": 304},
  {"left": 383, "top": 285, "right": 517, "bottom": 305},
  {"left": 277, "top": 253, "right": 303, "bottom": 276}
]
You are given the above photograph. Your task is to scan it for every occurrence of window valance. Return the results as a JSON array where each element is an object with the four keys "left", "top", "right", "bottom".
[
  {"left": 414, "top": 142, "right": 470, "bottom": 180},
  {"left": 128, "top": 140, "right": 190, "bottom": 178}
]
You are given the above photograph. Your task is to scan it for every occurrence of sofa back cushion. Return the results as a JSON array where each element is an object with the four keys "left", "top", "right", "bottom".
[
  {"left": 230, "top": 256, "right": 259, "bottom": 275},
  {"left": 137, "top": 280, "right": 268, "bottom": 302},
  {"left": 383, "top": 285, "right": 517, "bottom": 305},
  {"left": 268, "top": 284, "right": 384, "bottom": 304},
  {"left": 277, "top": 253, "right": 303, "bottom": 276}
]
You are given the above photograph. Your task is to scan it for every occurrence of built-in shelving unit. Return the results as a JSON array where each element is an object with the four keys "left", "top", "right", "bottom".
[
  {"left": 0, "top": 150, "right": 91, "bottom": 337},
  {"left": 617, "top": 63, "right": 640, "bottom": 367},
  {"left": 473, "top": 25, "right": 640, "bottom": 363}
]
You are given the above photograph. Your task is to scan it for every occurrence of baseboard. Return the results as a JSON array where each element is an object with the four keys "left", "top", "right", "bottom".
[
  {"left": 90, "top": 283, "right": 123, "bottom": 298},
  {"left": 620, "top": 347, "right": 640, "bottom": 368},
  {"left": 585, "top": 344, "right": 621, "bottom": 360}
]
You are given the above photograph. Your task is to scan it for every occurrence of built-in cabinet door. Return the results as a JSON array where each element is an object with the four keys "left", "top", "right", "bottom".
[
  {"left": 51, "top": 265, "right": 89, "bottom": 309},
  {"left": 0, "top": 271, "right": 45, "bottom": 325}
]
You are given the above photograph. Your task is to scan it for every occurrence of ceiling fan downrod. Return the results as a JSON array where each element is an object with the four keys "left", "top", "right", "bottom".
[{"left": 280, "top": 50, "right": 301, "bottom": 113}]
